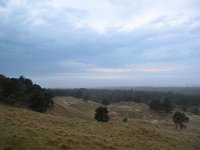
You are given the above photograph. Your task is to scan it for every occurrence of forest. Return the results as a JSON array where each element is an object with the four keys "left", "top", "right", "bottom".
[
  {"left": 1, "top": 74, "right": 200, "bottom": 114},
  {"left": 0, "top": 75, "right": 53, "bottom": 112}
]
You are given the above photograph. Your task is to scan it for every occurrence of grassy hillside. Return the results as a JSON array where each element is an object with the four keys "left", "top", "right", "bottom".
[
  {"left": 48, "top": 96, "right": 101, "bottom": 120},
  {"left": 0, "top": 97, "right": 200, "bottom": 150},
  {"left": 49, "top": 97, "right": 168, "bottom": 121},
  {"left": 108, "top": 101, "right": 170, "bottom": 121}
]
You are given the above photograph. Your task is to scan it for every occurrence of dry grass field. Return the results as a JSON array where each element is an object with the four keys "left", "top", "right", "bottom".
[{"left": 0, "top": 97, "right": 200, "bottom": 150}]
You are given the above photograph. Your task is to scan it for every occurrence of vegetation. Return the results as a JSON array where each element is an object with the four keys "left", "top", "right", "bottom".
[
  {"left": 101, "top": 98, "right": 110, "bottom": 105},
  {"left": 95, "top": 106, "right": 109, "bottom": 122},
  {"left": 1, "top": 102, "right": 200, "bottom": 150},
  {"left": 50, "top": 88, "right": 200, "bottom": 109},
  {"left": 173, "top": 111, "right": 189, "bottom": 129},
  {"left": 149, "top": 98, "right": 173, "bottom": 113},
  {"left": 122, "top": 117, "right": 128, "bottom": 122},
  {"left": 162, "top": 98, "right": 173, "bottom": 113},
  {"left": 0, "top": 75, "right": 53, "bottom": 112},
  {"left": 192, "top": 107, "right": 200, "bottom": 115},
  {"left": 149, "top": 99, "right": 161, "bottom": 111}
]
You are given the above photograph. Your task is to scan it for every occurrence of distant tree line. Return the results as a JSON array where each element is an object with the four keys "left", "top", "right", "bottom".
[
  {"left": 149, "top": 98, "right": 173, "bottom": 112},
  {"left": 0, "top": 74, "right": 53, "bottom": 112},
  {"left": 50, "top": 88, "right": 200, "bottom": 108}
]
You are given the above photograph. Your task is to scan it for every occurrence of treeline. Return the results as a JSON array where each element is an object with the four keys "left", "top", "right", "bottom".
[
  {"left": 108, "top": 86, "right": 200, "bottom": 96},
  {"left": 0, "top": 75, "right": 53, "bottom": 112},
  {"left": 50, "top": 88, "right": 200, "bottom": 107}
]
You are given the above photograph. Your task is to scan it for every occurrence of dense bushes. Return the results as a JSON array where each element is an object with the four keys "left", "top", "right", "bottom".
[{"left": 0, "top": 75, "right": 53, "bottom": 112}]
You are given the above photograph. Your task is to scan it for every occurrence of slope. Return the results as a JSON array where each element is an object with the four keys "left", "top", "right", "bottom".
[{"left": 1, "top": 103, "right": 200, "bottom": 150}]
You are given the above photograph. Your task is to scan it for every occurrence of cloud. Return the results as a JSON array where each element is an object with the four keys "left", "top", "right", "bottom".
[
  {"left": 135, "top": 65, "right": 184, "bottom": 73},
  {"left": 86, "top": 63, "right": 185, "bottom": 74},
  {"left": 87, "top": 67, "right": 133, "bottom": 74},
  {"left": 0, "top": 0, "right": 200, "bottom": 87},
  {"left": 46, "top": 0, "right": 200, "bottom": 33}
]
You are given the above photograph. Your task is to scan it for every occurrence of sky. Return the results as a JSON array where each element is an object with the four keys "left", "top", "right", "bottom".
[{"left": 0, "top": 0, "right": 200, "bottom": 88}]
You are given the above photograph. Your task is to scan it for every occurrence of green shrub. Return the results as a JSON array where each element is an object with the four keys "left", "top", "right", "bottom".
[
  {"left": 122, "top": 117, "right": 128, "bottom": 122},
  {"left": 95, "top": 106, "right": 109, "bottom": 122}
]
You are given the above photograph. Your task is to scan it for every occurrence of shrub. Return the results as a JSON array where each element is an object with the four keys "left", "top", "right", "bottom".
[
  {"left": 172, "top": 111, "right": 189, "bottom": 129},
  {"left": 122, "top": 117, "right": 128, "bottom": 122},
  {"left": 95, "top": 106, "right": 109, "bottom": 122}
]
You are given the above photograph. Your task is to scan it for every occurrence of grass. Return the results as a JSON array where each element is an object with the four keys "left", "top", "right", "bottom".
[{"left": 0, "top": 97, "right": 200, "bottom": 150}]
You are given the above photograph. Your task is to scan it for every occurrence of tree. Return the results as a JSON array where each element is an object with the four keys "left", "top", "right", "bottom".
[
  {"left": 0, "top": 85, "right": 3, "bottom": 101},
  {"left": 172, "top": 111, "right": 189, "bottom": 129},
  {"left": 149, "top": 99, "right": 161, "bottom": 110},
  {"left": 0, "top": 75, "right": 53, "bottom": 112},
  {"left": 101, "top": 98, "right": 110, "bottom": 105},
  {"left": 75, "top": 89, "right": 82, "bottom": 98},
  {"left": 95, "top": 106, "right": 109, "bottom": 122},
  {"left": 162, "top": 98, "right": 173, "bottom": 113}
]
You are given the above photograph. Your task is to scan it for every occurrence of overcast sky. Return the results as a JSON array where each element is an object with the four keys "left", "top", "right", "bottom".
[{"left": 0, "top": 0, "right": 200, "bottom": 88}]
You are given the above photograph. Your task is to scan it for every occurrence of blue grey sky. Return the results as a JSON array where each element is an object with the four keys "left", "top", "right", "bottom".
[{"left": 0, "top": 0, "right": 200, "bottom": 88}]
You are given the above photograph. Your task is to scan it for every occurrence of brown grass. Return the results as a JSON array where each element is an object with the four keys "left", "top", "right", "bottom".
[{"left": 0, "top": 97, "right": 200, "bottom": 150}]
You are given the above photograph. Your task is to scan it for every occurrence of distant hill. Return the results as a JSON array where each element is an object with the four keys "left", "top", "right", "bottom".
[{"left": 49, "top": 96, "right": 167, "bottom": 121}]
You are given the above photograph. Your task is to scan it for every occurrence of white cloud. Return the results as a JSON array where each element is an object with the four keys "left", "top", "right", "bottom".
[
  {"left": 87, "top": 67, "right": 133, "bottom": 74},
  {"left": 87, "top": 63, "right": 185, "bottom": 74},
  {"left": 48, "top": 0, "right": 200, "bottom": 33},
  {"left": 135, "top": 64, "right": 185, "bottom": 73},
  {"left": 1, "top": 0, "right": 199, "bottom": 33}
]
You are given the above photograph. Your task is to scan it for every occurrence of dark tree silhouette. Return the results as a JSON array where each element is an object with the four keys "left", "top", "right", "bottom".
[
  {"left": 0, "top": 75, "right": 53, "bottom": 112},
  {"left": 101, "top": 98, "right": 110, "bottom": 105},
  {"left": 172, "top": 111, "right": 189, "bottom": 129},
  {"left": 162, "top": 98, "right": 173, "bottom": 113},
  {"left": 149, "top": 99, "right": 161, "bottom": 110},
  {"left": 75, "top": 89, "right": 83, "bottom": 98},
  {"left": 95, "top": 106, "right": 109, "bottom": 122}
]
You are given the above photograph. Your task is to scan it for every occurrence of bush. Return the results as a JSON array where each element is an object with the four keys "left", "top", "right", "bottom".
[
  {"left": 172, "top": 111, "right": 189, "bottom": 129},
  {"left": 95, "top": 106, "right": 109, "bottom": 122},
  {"left": 122, "top": 117, "right": 128, "bottom": 122}
]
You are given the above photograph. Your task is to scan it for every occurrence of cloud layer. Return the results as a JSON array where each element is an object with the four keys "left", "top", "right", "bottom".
[{"left": 0, "top": 0, "right": 200, "bottom": 87}]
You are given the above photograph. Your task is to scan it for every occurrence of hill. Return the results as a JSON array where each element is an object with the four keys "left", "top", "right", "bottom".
[
  {"left": 48, "top": 96, "right": 101, "bottom": 120},
  {"left": 1, "top": 97, "right": 200, "bottom": 150},
  {"left": 48, "top": 97, "right": 167, "bottom": 121}
]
